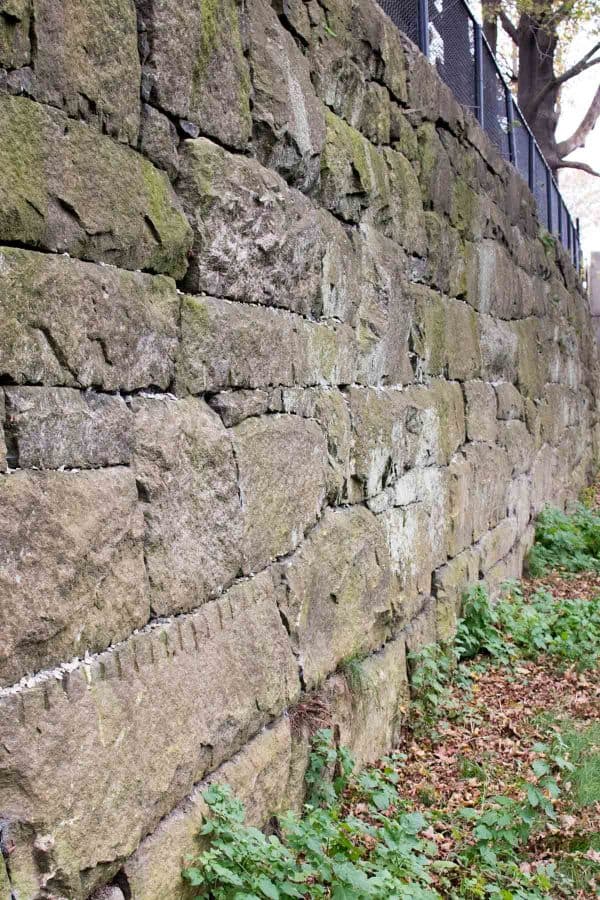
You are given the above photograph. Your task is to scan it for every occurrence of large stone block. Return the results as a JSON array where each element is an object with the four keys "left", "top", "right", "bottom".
[
  {"left": 28, "top": 0, "right": 141, "bottom": 143},
  {"left": 245, "top": 0, "right": 326, "bottom": 191},
  {"left": 478, "top": 517, "right": 518, "bottom": 574},
  {"left": 275, "top": 506, "right": 394, "bottom": 690},
  {"left": 496, "top": 419, "right": 535, "bottom": 475},
  {"left": 0, "top": 468, "right": 147, "bottom": 687},
  {"left": 479, "top": 314, "right": 518, "bottom": 383},
  {"left": 5, "top": 387, "right": 132, "bottom": 469},
  {"left": 0, "top": 0, "right": 31, "bottom": 68},
  {"left": 178, "top": 138, "right": 325, "bottom": 315},
  {"left": 137, "top": 0, "right": 251, "bottom": 149},
  {"left": 177, "top": 294, "right": 357, "bottom": 394},
  {"left": 463, "top": 380, "right": 497, "bottom": 443},
  {"left": 0, "top": 574, "right": 300, "bottom": 899},
  {"left": 132, "top": 397, "right": 242, "bottom": 616},
  {"left": 463, "top": 443, "right": 511, "bottom": 542},
  {"left": 233, "top": 414, "right": 328, "bottom": 572},
  {"left": 0, "top": 391, "right": 7, "bottom": 471},
  {"left": 354, "top": 226, "right": 414, "bottom": 386},
  {"left": 0, "top": 95, "right": 192, "bottom": 276},
  {"left": 433, "top": 548, "right": 480, "bottom": 643},
  {"left": 0, "top": 248, "right": 179, "bottom": 391},
  {"left": 122, "top": 719, "right": 293, "bottom": 900},
  {"left": 348, "top": 381, "right": 464, "bottom": 499},
  {"left": 411, "top": 289, "right": 481, "bottom": 382}
]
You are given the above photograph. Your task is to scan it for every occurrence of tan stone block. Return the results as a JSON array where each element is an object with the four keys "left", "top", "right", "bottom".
[
  {"left": 433, "top": 548, "right": 480, "bottom": 643},
  {"left": 463, "top": 380, "right": 497, "bottom": 443},
  {"left": 478, "top": 517, "right": 518, "bottom": 573}
]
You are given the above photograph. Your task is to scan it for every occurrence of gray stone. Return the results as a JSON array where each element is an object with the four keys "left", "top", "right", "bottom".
[
  {"left": 495, "top": 382, "right": 525, "bottom": 420},
  {"left": 140, "top": 104, "right": 179, "bottom": 179},
  {"left": 411, "top": 289, "right": 481, "bottom": 382},
  {"left": 178, "top": 138, "right": 324, "bottom": 315},
  {"left": 496, "top": 419, "right": 535, "bottom": 476},
  {"left": 245, "top": 0, "right": 326, "bottom": 191},
  {"left": 29, "top": 0, "right": 141, "bottom": 143},
  {"left": 0, "top": 95, "right": 192, "bottom": 277},
  {"left": 275, "top": 505, "right": 393, "bottom": 690},
  {"left": 463, "top": 380, "right": 497, "bottom": 443},
  {"left": 132, "top": 397, "right": 242, "bottom": 617},
  {"left": 478, "top": 517, "right": 518, "bottom": 573},
  {"left": 233, "top": 414, "right": 328, "bottom": 573},
  {"left": 479, "top": 315, "right": 518, "bottom": 383},
  {"left": 433, "top": 548, "right": 480, "bottom": 643},
  {"left": 0, "top": 0, "right": 31, "bottom": 68},
  {"left": 5, "top": 387, "right": 132, "bottom": 469},
  {"left": 209, "top": 389, "right": 271, "bottom": 427},
  {"left": 0, "top": 391, "right": 7, "bottom": 472},
  {"left": 177, "top": 294, "right": 356, "bottom": 394},
  {"left": 0, "top": 468, "right": 147, "bottom": 687},
  {"left": 0, "top": 248, "right": 180, "bottom": 391},
  {"left": 137, "top": 0, "right": 252, "bottom": 149},
  {"left": 0, "top": 575, "right": 300, "bottom": 898}
]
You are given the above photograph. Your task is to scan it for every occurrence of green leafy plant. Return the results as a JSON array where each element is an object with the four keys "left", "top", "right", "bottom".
[
  {"left": 526, "top": 504, "right": 600, "bottom": 576},
  {"left": 408, "top": 644, "right": 457, "bottom": 739}
]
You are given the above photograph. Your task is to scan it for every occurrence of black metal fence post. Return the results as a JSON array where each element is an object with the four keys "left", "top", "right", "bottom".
[
  {"left": 474, "top": 23, "right": 484, "bottom": 128},
  {"left": 417, "top": 0, "right": 429, "bottom": 55},
  {"left": 546, "top": 169, "right": 553, "bottom": 233},
  {"left": 505, "top": 88, "right": 515, "bottom": 165},
  {"left": 528, "top": 133, "right": 535, "bottom": 192}
]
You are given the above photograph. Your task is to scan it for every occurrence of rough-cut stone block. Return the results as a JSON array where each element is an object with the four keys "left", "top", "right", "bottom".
[
  {"left": 433, "top": 548, "right": 480, "bottom": 643},
  {"left": 0, "top": 575, "right": 300, "bottom": 899},
  {"left": 463, "top": 380, "right": 497, "bottom": 443},
  {"left": 405, "top": 598, "right": 437, "bottom": 657},
  {"left": 137, "top": 0, "right": 251, "bottom": 149},
  {"left": 411, "top": 289, "right": 481, "bottom": 381},
  {"left": 0, "top": 469, "right": 147, "bottom": 686},
  {"left": 497, "top": 419, "right": 535, "bottom": 475},
  {"left": 348, "top": 381, "right": 464, "bottom": 499},
  {"left": 464, "top": 443, "right": 511, "bottom": 541},
  {"left": 447, "top": 452, "right": 473, "bottom": 557},
  {"left": 279, "top": 386, "right": 352, "bottom": 502},
  {"left": 28, "top": 0, "right": 141, "bottom": 143},
  {"left": 177, "top": 294, "right": 357, "bottom": 394},
  {"left": 478, "top": 517, "right": 518, "bottom": 573},
  {"left": 275, "top": 506, "right": 393, "bottom": 690},
  {"left": 209, "top": 389, "right": 272, "bottom": 427},
  {"left": 0, "top": 248, "right": 179, "bottom": 390},
  {"left": 0, "top": 0, "right": 31, "bottom": 68},
  {"left": 0, "top": 95, "right": 192, "bottom": 277},
  {"left": 354, "top": 226, "right": 414, "bottom": 386},
  {"left": 513, "top": 319, "right": 546, "bottom": 399},
  {"left": 495, "top": 381, "right": 525, "bottom": 420},
  {"left": 421, "top": 212, "right": 468, "bottom": 297},
  {"left": 466, "top": 241, "right": 523, "bottom": 318},
  {"left": 321, "top": 637, "right": 409, "bottom": 768},
  {"left": 0, "top": 391, "right": 7, "bottom": 471},
  {"left": 5, "top": 387, "right": 132, "bottom": 469},
  {"left": 140, "top": 103, "right": 179, "bottom": 179},
  {"left": 122, "top": 719, "right": 293, "bottom": 900},
  {"left": 479, "top": 314, "right": 518, "bottom": 383},
  {"left": 245, "top": 0, "right": 326, "bottom": 191},
  {"left": 178, "top": 138, "right": 324, "bottom": 315},
  {"left": 233, "top": 414, "right": 328, "bottom": 572},
  {"left": 132, "top": 397, "right": 242, "bottom": 616}
]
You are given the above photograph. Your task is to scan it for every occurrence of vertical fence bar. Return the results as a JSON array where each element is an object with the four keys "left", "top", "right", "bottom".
[
  {"left": 474, "top": 23, "right": 484, "bottom": 128},
  {"left": 528, "top": 133, "right": 535, "bottom": 191},
  {"left": 558, "top": 199, "right": 563, "bottom": 244},
  {"left": 417, "top": 0, "right": 429, "bottom": 56},
  {"left": 505, "top": 87, "right": 515, "bottom": 165},
  {"left": 576, "top": 218, "right": 581, "bottom": 271},
  {"left": 546, "top": 168, "right": 553, "bottom": 233}
]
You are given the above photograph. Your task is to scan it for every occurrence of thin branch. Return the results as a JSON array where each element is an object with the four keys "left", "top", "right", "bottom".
[
  {"left": 556, "top": 159, "right": 600, "bottom": 177},
  {"left": 557, "top": 84, "right": 600, "bottom": 158},
  {"left": 499, "top": 11, "right": 518, "bottom": 44}
]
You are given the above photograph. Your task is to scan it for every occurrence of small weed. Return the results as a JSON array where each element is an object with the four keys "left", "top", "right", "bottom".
[{"left": 526, "top": 504, "right": 600, "bottom": 576}]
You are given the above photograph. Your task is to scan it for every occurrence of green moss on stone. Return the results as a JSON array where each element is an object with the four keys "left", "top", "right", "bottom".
[{"left": 0, "top": 94, "right": 47, "bottom": 246}]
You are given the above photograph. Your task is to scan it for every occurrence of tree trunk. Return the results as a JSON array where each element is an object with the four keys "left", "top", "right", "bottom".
[
  {"left": 516, "top": 13, "right": 561, "bottom": 170},
  {"left": 481, "top": 0, "right": 498, "bottom": 54}
]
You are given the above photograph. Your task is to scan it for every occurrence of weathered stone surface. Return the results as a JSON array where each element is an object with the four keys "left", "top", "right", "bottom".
[
  {"left": 122, "top": 719, "right": 293, "bottom": 900},
  {"left": 208, "top": 389, "right": 271, "bottom": 427},
  {"left": 405, "top": 597, "right": 437, "bottom": 656},
  {"left": 0, "top": 574, "right": 299, "bottom": 898},
  {"left": 495, "top": 381, "right": 525, "bottom": 420},
  {"left": 497, "top": 419, "right": 535, "bottom": 476},
  {"left": 234, "top": 415, "right": 328, "bottom": 572},
  {"left": 433, "top": 548, "right": 480, "bottom": 643},
  {"left": 245, "top": 0, "right": 326, "bottom": 191},
  {"left": 464, "top": 443, "right": 511, "bottom": 542},
  {"left": 0, "top": 391, "right": 7, "bottom": 471},
  {"left": 0, "top": 468, "right": 147, "bottom": 686},
  {"left": 137, "top": 0, "right": 251, "bottom": 149},
  {"left": 132, "top": 398, "right": 242, "bottom": 616},
  {"left": 463, "top": 380, "right": 497, "bottom": 443},
  {"left": 178, "top": 138, "right": 325, "bottom": 314},
  {"left": 321, "top": 637, "right": 409, "bottom": 768},
  {"left": 0, "top": 95, "right": 192, "bottom": 276},
  {"left": 479, "top": 314, "right": 519, "bottom": 383},
  {"left": 0, "top": 0, "right": 31, "bottom": 68},
  {"left": 348, "top": 381, "right": 465, "bottom": 499},
  {"left": 354, "top": 226, "right": 414, "bottom": 386},
  {"left": 478, "top": 517, "right": 518, "bottom": 573},
  {"left": 5, "top": 387, "right": 132, "bottom": 469},
  {"left": 513, "top": 319, "right": 545, "bottom": 398},
  {"left": 177, "top": 294, "right": 356, "bottom": 394},
  {"left": 279, "top": 387, "right": 352, "bottom": 502},
  {"left": 140, "top": 103, "right": 179, "bottom": 179},
  {"left": 421, "top": 212, "right": 468, "bottom": 297},
  {"left": 0, "top": 248, "right": 179, "bottom": 390},
  {"left": 275, "top": 506, "right": 393, "bottom": 690},
  {"left": 30, "top": 0, "right": 141, "bottom": 143},
  {"left": 411, "top": 289, "right": 481, "bottom": 381},
  {"left": 466, "top": 241, "right": 523, "bottom": 318}
]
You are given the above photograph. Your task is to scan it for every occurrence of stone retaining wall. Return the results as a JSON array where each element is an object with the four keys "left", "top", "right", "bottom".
[{"left": 1, "top": 1, "right": 599, "bottom": 897}]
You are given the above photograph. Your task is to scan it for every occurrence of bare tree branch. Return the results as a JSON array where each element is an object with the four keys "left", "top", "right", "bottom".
[
  {"left": 528, "top": 41, "right": 600, "bottom": 115},
  {"left": 499, "top": 11, "right": 518, "bottom": 44},
  {"left": 556, "top": 84, "right": 600, "bottom": 158},
  {"left": 556, "top": 159, "right": 600, "bottom": 177}
]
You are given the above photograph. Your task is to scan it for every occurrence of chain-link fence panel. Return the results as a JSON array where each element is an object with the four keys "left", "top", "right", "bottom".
[
  {"left": 511, "top": 105, "right": 530, "bottom": 184},
  {"left": 533, "top": 145, "right": 548, "bottom": 230},
  {"left": 428, "top": 0, "right": 476, "bottom": 113},
  {"left": 378, "top": 0, "right": 420, "bottom": 47},
  {"left": 550, "top": 180, "right": 559, "bottom": 236},
  {"left": 481, "top": 44, "right": 509, "bottom": 159}
]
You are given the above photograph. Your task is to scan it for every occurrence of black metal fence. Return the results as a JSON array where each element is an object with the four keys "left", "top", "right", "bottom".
[{"left": 377, "top": 0, "right": 582, "bottom": 270}]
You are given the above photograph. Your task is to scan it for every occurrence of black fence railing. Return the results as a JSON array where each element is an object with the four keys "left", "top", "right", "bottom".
[{"left": 377, "top": 0, "right": 582, "bottom": 271}]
